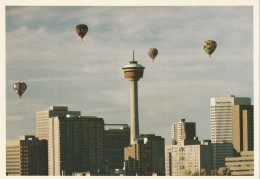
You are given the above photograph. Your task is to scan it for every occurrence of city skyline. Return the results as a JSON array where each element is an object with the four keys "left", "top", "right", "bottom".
[{"left": 4, "top": 6, "right": 254, "bottom": 146}]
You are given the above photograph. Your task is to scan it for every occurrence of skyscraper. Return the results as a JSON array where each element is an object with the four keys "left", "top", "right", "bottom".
[
  {"left": 122, "top": 51, "right": 145, "bottom": 144},
  {"left": 171, "top": 119, "right": 196, "bottom": 145},
  {"left": 210, "top": 95, "right": 251, "bottom": 169},
  {"left": 36, "top": 106, "right": 80, "bottom": 140},
  {"left": 103, "top": 124, "right": 130, "bottom": 175},
  {"left": 6, "top": 135, "right": 48, "bottom": 176},
  {"left": 232, "top": 105, "right": 254, "bottom": 155},
  {"left": 48, "top": 115, "right": 104, "bottom": 176}
]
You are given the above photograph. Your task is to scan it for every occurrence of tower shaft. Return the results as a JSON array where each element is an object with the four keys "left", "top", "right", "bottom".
[{"left": 130, "top": 80, "right": 139, "bottom": 144}]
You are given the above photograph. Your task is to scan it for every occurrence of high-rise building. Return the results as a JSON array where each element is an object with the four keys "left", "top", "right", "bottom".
[
  {"left": 122, "top": 51, "right": 145, "bottom": 144},
  {"left": 124, "top": 134, "right": 165, "bottom": 176},
  {"left": 103, "top": 124, "right": 130, "bottom": 175},
  {"left": 210, "top": 95, "right": 251, "bottom": 169},
  {"left": 232, "top": 105, "right": 254, "bottom": 155},
  {"left": 171, "top": 119, "right": 196, "bottom": 145},
  {"left": 48, "top": 115, "right": 104, "bottom": 176},
  {"left": 165, "top": 139, "right": 212, "bottom": 176},
  {"left": 6, "top": 135, "right": 48, "bottom": 176},
  {"left": 36, "top": 106, "right": 80, "bottom": 140}
]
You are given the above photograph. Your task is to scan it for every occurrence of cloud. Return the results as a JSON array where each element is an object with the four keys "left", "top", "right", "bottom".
[{"left": 5, "top": 6, "right": 254, "bottom": 144}]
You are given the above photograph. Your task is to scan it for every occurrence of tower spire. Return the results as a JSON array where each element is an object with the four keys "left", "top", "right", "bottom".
[{"left": 132, "top": 50, "right": 135, "bottom": 61}]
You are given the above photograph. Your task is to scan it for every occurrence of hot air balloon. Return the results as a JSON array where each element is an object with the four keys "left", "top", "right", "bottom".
[
  {"left": 13, "top": 82, "right": 27, "bottom": 99},
  {"left": 75, "top": 24, "right": 88, "bottom": 41},
  {"left": 203, "top": 40, "right": 217, "bottom": 57},
  {"left": 148, "top": 48, "right": 158, "bottom": 62}
]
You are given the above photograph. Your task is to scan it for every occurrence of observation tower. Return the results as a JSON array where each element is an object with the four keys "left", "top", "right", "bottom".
[{"left": 122, "top": 51, "right": 145, "bottom": 144}]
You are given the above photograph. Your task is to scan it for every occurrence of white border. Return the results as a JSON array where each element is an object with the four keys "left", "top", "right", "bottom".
[{"left": 0, "top": 0, "right": 259, "bottom": 178}]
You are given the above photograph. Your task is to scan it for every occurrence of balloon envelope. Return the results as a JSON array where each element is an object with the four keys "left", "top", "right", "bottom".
[
  {"left": 75, "top": 24, "right": 88, "bottom": 40},
  {"left": 13, "top": 82, "right": 27, "bottom": 98},
  {"left": 148, "top": 48, "right": 158, "bottom": 61},
  {"left": 203, "top": 40, "right": 217, "bottom": 57}
]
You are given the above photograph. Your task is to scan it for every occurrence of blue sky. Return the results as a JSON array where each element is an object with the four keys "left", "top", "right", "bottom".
[{"left": 5, "top": 6, "right": 254, "bottom": 145}]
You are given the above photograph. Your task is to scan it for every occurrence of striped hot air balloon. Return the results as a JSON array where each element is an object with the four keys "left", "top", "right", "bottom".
[
  {"left": 75, "top": 24, "right": 88, "bottom": 41},
  {"left": 203, "top": 40, "right": 217, "bottom": 57},
  {"left": 148, "top": 48, "right": 158, "bottom": 62},
  {"left": 13, "top": 82, "right": 27, "bottom": 99}
]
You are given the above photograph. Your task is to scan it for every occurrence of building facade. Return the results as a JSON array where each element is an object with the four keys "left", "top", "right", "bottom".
[
  {"left": 6, "top": 135, "right": 48, "bottom": 176},
  {"left": 36, "top": 106, "right": 80, "bottom": 141},
  {"left": 124, "top": 134, "right": 165, "bottom": 176},
  {"left": 210, "top": 95, "right": 251, "bottom": 169},
  {"left": 165, "top": 139, "right": 212, "bottom": 176},
  {"left": 103, "top": 124, "right": 130, "bottom": 175},
  {"left": 225, "top": 151, "right": 254, "bottom": 176},
  {"left": 232, "top": 105, "right": 254, "bottom": 155},
  {"left": 171, "top": 119, "right": 196, "bottom": 145},
  {"left": 48, "top": 115, "right": 104, "bottom": 176}
]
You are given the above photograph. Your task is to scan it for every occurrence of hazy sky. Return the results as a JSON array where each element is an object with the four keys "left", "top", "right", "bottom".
[{"left": 5, "top": 6, "right": 253, "bottom": 145}]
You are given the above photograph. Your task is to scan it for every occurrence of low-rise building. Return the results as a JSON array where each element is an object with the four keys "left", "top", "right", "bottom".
[
  {"left": 6, "top": 135, "right": 48, "bottom": 176},
  {"left": 225, "top": 151, "right": 254, "bottom": 176}
]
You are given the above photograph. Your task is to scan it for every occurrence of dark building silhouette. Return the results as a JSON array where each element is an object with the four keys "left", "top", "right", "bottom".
[
  {"left": 103, "top": 124, "right": 130, "bottom": 175},
  {"left": 48, "top": 115, "right": 104, "bottom": 176}
]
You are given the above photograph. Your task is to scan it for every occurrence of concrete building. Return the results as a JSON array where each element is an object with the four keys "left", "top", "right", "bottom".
[
  {"left": 36, "top": 106, "right": 80, "bottom": 140},
  {"left": 48, "top": 115, "right": 104, "bottom": 176},
  {"left": 165, "top": 139, "right": 212, "bottom": 176},
  {"left": 6, "top": 135, "right": 48, "bottom": 176},
  {"left": 225, "top": 151, "right": 254, "bottom": 176},
  {"left": 124, "top": 134, "right": 165, "bottom": 176},
  {"left": 103, "top": 124, "right": 130, "bottom": 175},
  {"left": 122, "top": 51, "right": 145, "bottom": 144},
  {"left": 232, "top": 105, "right": 254, "bottom": 155},
  {"left": 210, "top": 95, "right": 251, "bottom": 169},
  {"left": 171, "top": 119, "right": 196, "bottom": 145}
]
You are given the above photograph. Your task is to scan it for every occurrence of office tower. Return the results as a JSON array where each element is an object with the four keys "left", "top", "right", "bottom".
[
  {"left": 122, "top": 51, "right": 145, "bottom": 144},
  {"left": 103, "top": 124, "right": 130, "bottom": 175},
  {"left": 171, "top": 119, "right": 196, "bottom": 145},
  {"left": 36, "top": 106, "right": 80, "bottom": 140},
  {"left": 48, "top": 115, "right": 104, "bottom": 176},
  {"left": 165, "top": 139, "right": 212, "bottom": 176},
  {"left": 6, "top": 135, "right": 48, "bottom": 176},
  {"left": 124, "top": 134, "right": 165, "bottom": 176},
  {"left": 210, "top": 95, "right": 251, "bottom": 169},
  {"left": 225, "top": 151, "right": 254, "bottom": 176},
  {"left": 232, "top": 105, "right": 254, "bottom": 155}
]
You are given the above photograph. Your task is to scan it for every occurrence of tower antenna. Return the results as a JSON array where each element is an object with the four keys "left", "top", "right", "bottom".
[{"left": 132, "top": 50, "right": 135, "bottom": 61}]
